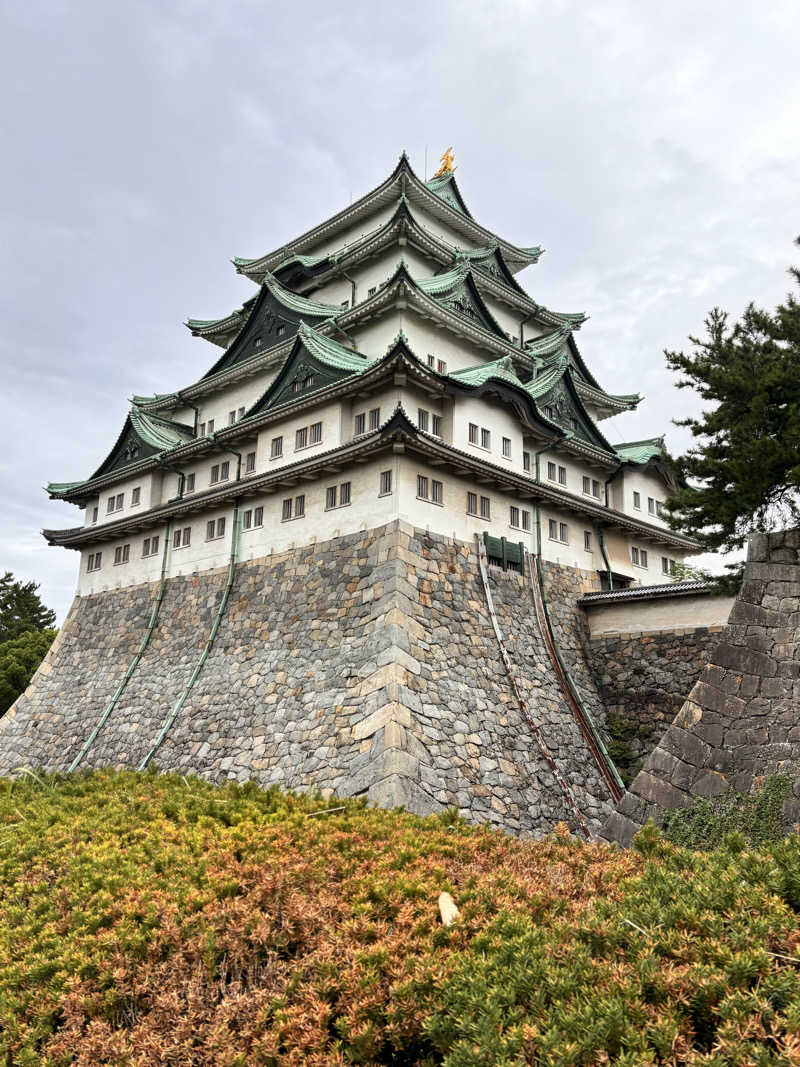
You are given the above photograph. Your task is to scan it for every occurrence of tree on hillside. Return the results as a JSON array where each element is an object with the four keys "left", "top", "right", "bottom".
[
  {"left": 0, "top": 572, "right": 56, "bottom": 643},
  {"left": 0, "top": 629, "right": 56, "bottom": 715},
  {"left": 663, "top": 238, "right": 800, "bottom": 563}
]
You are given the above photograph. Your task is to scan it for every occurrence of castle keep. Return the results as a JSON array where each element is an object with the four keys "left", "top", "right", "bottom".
[{"left": 1, "top": 151, "right": 718, "bottom": 836}]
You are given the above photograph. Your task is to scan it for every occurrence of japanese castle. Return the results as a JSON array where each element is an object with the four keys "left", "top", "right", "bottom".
[{"left": 46, "top": 151, "right": 697, "bottom": 591}]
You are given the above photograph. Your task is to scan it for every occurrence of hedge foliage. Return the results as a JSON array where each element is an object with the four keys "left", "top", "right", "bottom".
[
  {"left": 0, "top": 628, "right": 56, "bottom": 715},
  {"left": 3, "top": 771, "right": 800, "bottom": 1064}
]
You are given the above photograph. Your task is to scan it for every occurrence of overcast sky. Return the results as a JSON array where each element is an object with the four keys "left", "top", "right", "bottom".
[{"left": 2, "top": 0, "right": 798, "bottom": 622}]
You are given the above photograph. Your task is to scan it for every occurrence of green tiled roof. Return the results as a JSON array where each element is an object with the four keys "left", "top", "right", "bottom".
[
  {"left": 615, "top": 437, "right": 666, "bottom": 464},
  {"left": 47, "top": 479, "right": 88, "bottom": 495},
  {"left": 524, "top": 354, "right": 571, "bottom": 399},
  {"left": 414, "top": 263, "right": 471, "bottom": 296},
  {"left": 447, "top": 355, "right": 523, "bottom": 389},
  {"left": 262, "top": 271, "right": 343, "bottom": 318},
  {"left": 129, "top": 407, "right": 195, "bottom": 451},
  {"left": 295, "top": 322, "right": 376, "bottom": 372},
  {"left": 524, "top": 326, "right": 573, "bottom": 359}
]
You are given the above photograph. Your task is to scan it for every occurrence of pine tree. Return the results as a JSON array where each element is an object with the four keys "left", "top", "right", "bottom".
[
  {"left": 0, "top": 572, "right": 57, "bottom": 643},
  {"left": 663, "top": 239, "right": 800, "bottom": 558}
]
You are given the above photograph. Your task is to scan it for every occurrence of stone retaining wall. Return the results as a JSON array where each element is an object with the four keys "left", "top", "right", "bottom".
[
  {"left": 0, "top": 522, "right": 618, "bottom": 836},
  {"left": 588, "top": 626, "right": 723, "bottom": 783},
  {"left": 604, "top": 529, "right": 800, "bottom": 845}
]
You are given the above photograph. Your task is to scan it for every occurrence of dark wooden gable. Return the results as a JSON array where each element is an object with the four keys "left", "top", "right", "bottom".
[
  {"left": 203, "top": 285, "right": 332, "bottom": 380},
  {"left": 248, "top": 341, "right": 357, "bottom": 417},
  {"left": 536, "top": 373, "right": 614, "bottom": 453},
  {"left": 91, "top": 417, "right": 162, "bottom": 479}
]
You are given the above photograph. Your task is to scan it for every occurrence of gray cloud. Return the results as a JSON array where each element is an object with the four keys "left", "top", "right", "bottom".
[{"left": 2, "top": 0, "right": 798, "bottom": 619}]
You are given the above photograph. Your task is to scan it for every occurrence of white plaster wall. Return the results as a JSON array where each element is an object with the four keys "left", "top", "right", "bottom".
[
  {"left": 195, "top": 379, "right": 270, "bottom": 432},
  {"left": 309, "top": 247, "right": 432, "bottom": 308},
  {"left": 585, "top": 595, "right": 735, "bottom": 637},
  {"left": 89, "top": 471, "right": 163, "bottom": 529},
  {"left": 480, "top": 292, "right": 527, "bottom": 341},
  {"left": 305, "top": 204, "right": 399, "bottom": 258},
  {"left": 612, "top": 469, "right": 672, "bottom": 527},
  {"left": 254, "top": 398, "right": 344, "bottom": 476}
]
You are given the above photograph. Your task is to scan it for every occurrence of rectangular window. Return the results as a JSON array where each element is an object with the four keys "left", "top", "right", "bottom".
[
  {"left": 173, "top": 529, "right": 182, "bottom": 549},
  {"left": 245, "top": 451, "right": 256, "bottom": 473},
  {"left": 510, "top": 505, "right": 520, "bottom": 528},
  {"left": 417, "top": 408, "right": 429, "bottom": 432},
  {"left": 467, "top": 492, "right": 478, "bottom": 516},
  {"left": 151, "top": 536, "right": 159, "bottom": 556},
  {"left": 182, "top": 526, "right": 191, "bottom": 547},
  {"left": 242, "top": 510, "right": 252, "bottom": 530},
  {"left": 113, "top": 544, "right": 130, "bottom": 566},
  {"left": 481, "top": 427, "right": 491, "bottom": 449},
  {"left": 210, "top": 464, "right": 220, "bottom": 484},
  {"left": 584, "top": 530, "right": 592, "bottom": 551},
  {"left": 432, "top": 479, "right": 443, "bottom": 504},
  {"left": 379, "top": 470, "right": 392, "bottom": 495},
  {"left": 237, "top": 407, "right": 245, "bottom": 420},
  {"left": 480, "top": 496, "right": 491, "bottom": 520},
  {"left": 437, "top": 359, "right": 447, "bottom": 374},
  {"left": 91, "top": 506, "right": 98, "bottom": 524},
  {"left": 640, "top": 549, "right": 648, "bottom": 567},
  {"left": 295, "top": 494, "right": 305, "bottom": 518},
  {"left": 295, "top": 427, "right": 308, "bottom": 450},
  {"left": 502, "top": 437, "right": 511, "bottom": 458},
  {"left": 207, "top": 419, "right": 214, "bottom": 433},
  {"left": 432, "top": 414, "right": 442, "bottom": 437},
  {"left": 662, "top": 556, "right": 670, "bottom": 575},
  {"left": 217, "top": 516, "right": 226, "bottom": 538},
  {"left": 369, "top": 408, "right": 380, "bottom": 431},
  {"left": 521, "top": 509, "right": 531, "bottom": 532},
  {"left": 206, "top": 520, "right": 216, "bottom": 540},
  {"left": 656, "top": 500, "right": 664, "bottom": 517},
  {"left": 558, "top": 465, "right": 567, "bottom": 486},
  {"left": 548, "top": 518, "right": 558, "bottom": 540},
  {"left": 229, "top": 410, "right": 236, "bottom": 426},
  {"left": 583, "top": 476, "right": 591, "bottom": 495},
  {"left": 468, "top": 423, "right": 479, "bottom": 444},
  {"left": 185, "top": 473, "right": 195, "bottom": 493},
  {"left": 427, "top": 354, "right": 435, "bottom": 368},
  {"left": 220, "top": 461, "right": 230, "bottom": 481},
  {"left": 115, "top": 493, "right": 124, "bottom": 511},
  {"left": 354, "top": 413, "right": 366, "bottom": 435},
  {"left": 523, "top": 451, "right": 531, "bottom": 472},
  {"left": 310, "top": 421, "right": 322, "bottom": 444},
  {"left": 417, "top": 475, "right": 429, "bottom": 499},
  {"left": 325, "top": 486, "right": 337, "bottom": 510},
  {"left": 339, "top": 481, "right": 351, "bottom": 506},
  {"left": 633, "top": 491, "right": 641, "bottom": 510},
  {"left": 142, "top": 537, "right": 150, "bottom": 557},
  {"left": 87, "top": 552, "right": 102, "bottom": 572},
  {"left": 271, "top": 436, "right": 283, "bottom": 458},
  {"left": 631, "top": 546, "right": 640, "bottom": 565},
  {"left": 282, "top": 498, "right": 294, "bottom": 521},
  {"left": 198, "top": 422, "right": 206, "bottom": 437},
  {"left": 368, "top": 286, "right": 376, "bottom": 296},
  {"left": 254, "top": 506, "right": 263, "bottom": 527},
  {"left": 559, "top": 522, "right": 569, "bottom": 544},
  {"left": 592, "top": 479, "right": 601, "bottom": 499},
  {"left": 131, "top": 487, "right": 141, "bottom": 506},
  {"left": 547, "top": 461, "right": 557, "bottom": 481},
  {"left": 648, "top": 497, "right": 655, "bottom": 515}
]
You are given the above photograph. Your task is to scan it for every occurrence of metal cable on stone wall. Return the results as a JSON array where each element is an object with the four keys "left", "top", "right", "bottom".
[
  {"left": 474, "top": 534, "right": 591, "bottom": 838},
  {"left": 68, "top": 520, "right": 173, "bottom": 774},
  {"left": 139, "top": 503, "right": 240, "bottom": 771},
  {"left": 527, "top": 553, "right": 624, "bottom": 802}
]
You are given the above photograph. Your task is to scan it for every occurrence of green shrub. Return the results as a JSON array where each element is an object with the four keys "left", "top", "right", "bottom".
[
  {"left": 660, "top": 774, "right": 793, "bottom": 850},
  {"left": 0, "top": 628, "right": 56, "bottom": 715}
]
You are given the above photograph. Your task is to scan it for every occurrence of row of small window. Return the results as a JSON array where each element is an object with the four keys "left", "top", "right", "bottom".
[
  {"left": 547, "top": 520, "right": 595, "bottom": 552},
  {"left": 269, "top": 422, "right": 323, "bottom": 458},
  {"left": 633, "top": 492, "right": 664, "bottom": 517},
  {"left": 468, "top": 423, "right": 512, "bottom": 457},
  {"left": 196, "top": 408, "right": 246, "bottom": 436},
  {"left": 544, "top": 463, "right": 603, "bottom": 500},
  {"left": 103, "top": 486, "right": 141, "bottom": 517},
  {"left": 86, "top": 535, "right": 161, "bottom": 571}
]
